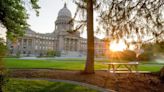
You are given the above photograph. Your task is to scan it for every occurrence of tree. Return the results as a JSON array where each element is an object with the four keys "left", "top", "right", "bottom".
[
  {"left": 71, "top": 0, "right": 109, "bottom": 73},
  {"left": 0, "top": 38, "right": 7, "bottom": 92},
  {"left": 72, "top": 0, "right": 98, "bottom": 74},
  {"left": 0, "top": 0, "right": 40, "bottom": 41},
  {"left": 84, "top": 0, "right": 94, "bottom": 73},
  {"left": 0, "top": 0, "right": 40, "bottom": 91},
  {"left": 98, "top": 0, "right": 164, "bottom": 45}
]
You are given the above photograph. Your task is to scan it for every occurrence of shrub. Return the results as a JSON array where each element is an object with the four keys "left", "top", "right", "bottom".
[
  {"left": 47, "top": 50, "right": 56, "bottom": 57},
  {"left": 55, "top": 51, "right": 61, "bottom": 57},
  {"left": 137, "top": 51, "right": 153, "bottom": 61},
  {"left": 122, "top": 50, "right": 136, "bottom": 61},
  {"left": 109, "top": 50, "right": 136, "bottom": 62},
  {"left": 0, "top": 38, "right": 7, "bottom": 92},
  {"left": 16, "top": 51, "right": 20, "bottom": 58}
]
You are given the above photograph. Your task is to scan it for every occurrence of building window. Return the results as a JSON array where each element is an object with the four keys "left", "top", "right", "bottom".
[
  {"left": 23, "top": 51, "right": 26, "bottom": 54},
  {"left": 10, "top": 50, "right": 13, "bottom": 54}
]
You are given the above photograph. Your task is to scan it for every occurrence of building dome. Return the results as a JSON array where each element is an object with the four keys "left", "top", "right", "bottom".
[
  {"left": 58, "top": 3, "right": 72, "bottom": 18},
  {"left": 55, "top": 3, "right": 73, "bottom": 32}
]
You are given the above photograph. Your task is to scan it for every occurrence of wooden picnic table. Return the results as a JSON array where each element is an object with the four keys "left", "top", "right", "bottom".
[{"left": 104, "top": 62, "right": 139, "bottom": 73}]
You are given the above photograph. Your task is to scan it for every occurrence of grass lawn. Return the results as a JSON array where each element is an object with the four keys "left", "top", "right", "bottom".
[
  {"left": 3, "top": 78, "right": 100, "bottom": 92},
  {"left": 4, "top": 58, "right": 164, "bottom": 72}
]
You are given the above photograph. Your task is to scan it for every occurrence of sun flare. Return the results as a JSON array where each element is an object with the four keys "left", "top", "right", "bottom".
[{"left": 110, "top": 41, "right": 126, "bottom": 52}]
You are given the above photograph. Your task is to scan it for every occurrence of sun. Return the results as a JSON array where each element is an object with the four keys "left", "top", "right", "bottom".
[{"left": 110, "top": 41, "right": 126, "bottom": 52}]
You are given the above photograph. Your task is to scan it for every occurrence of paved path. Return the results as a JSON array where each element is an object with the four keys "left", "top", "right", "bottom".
[
  {"left": 155, "top": 59, "right": 164, "bottom": 64},
  {"left": 18, "top": 56, "right": 109, "bottom": 60},
  {"left": 14, "top": 78, "right": 115, "bottom": 92},
  {"left": 19, "top": 56, "right": 86, "bottom": 60}
]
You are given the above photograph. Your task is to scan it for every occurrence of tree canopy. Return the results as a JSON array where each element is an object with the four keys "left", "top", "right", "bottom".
[
  {"left": 98, "top": 0, "right": 164, "bottom": 45},
  {"left": 0, "top": 0, "right": 40, "bottom": 40}
]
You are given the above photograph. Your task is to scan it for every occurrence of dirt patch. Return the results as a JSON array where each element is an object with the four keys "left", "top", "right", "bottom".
[{"left": 8, "top": 69, "right": 164, "bottom": 92}]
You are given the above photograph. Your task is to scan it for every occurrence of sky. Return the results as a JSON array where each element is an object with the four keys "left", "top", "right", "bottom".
[
  {"left": 0, "top": 24, "right": 6, "bottom": 41},
  {"left": 27, "top": 0, "right": 76, "bottom": 34}
]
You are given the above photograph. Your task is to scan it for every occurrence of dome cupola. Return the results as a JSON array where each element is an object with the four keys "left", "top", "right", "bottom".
[{"left": 58, "top": 3, "right": 72, "bottom": 18}]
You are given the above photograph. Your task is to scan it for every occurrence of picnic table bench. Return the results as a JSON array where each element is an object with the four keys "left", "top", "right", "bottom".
[{"left": 104, "top": 62, "right": 139, "bottom": 73}]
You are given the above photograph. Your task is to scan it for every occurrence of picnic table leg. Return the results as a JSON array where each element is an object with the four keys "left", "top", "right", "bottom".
[
  {"left": 129, "top": 65, "right": 132, "bottom": 73},
  {"left": 104, "top": 64, "right": 111, "bottom": 87},
  {"left": 116, "top": 65, "right": 121, "bottom": 69},
  {"left": 135, "top": 65, "right": 139, "bottom": 73},
  {"left": 112, "top": 64, "right": 115, "bottom": 73},
  {"left": 124, "top": 65, "right": 132, "bottom": 73},
  {"left": 108, "top": 64, "right": 111, "bottom": 73}
]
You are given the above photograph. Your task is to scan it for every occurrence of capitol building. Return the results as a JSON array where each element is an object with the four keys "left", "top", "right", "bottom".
[{"left": 7, "top": 4, "right": 108, "bottom": 57}]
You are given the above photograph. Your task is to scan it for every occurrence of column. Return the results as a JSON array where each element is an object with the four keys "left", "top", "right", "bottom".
[
  {"left": 58, "top": 36, "right": 64, "bottom": 52},
  {"left": 21, "top": 38, "right": 23, "bottom": 54},
  {"left": 31, "top": 38, "right": 35, "bottom": 56},
  {"left": 75, "top": 39, "right": 77, "bottom": 51},
  {"left": 67, "top": 38, "right": 69, "bottom": 51},
  {"left": 68, "top": 38, "right": 70, "bottom": 51},
  {"left": 73, "top": 39, "right": 75, "bottom": 51},
  {"left": 70, "top": 39, "right": 72, "bottom": 51},
  {"left": 64, "top": 38, "right": 66, "bottom": 51},
  {"left": 77, "top": 39, "right": 80, "bottom": 52}
]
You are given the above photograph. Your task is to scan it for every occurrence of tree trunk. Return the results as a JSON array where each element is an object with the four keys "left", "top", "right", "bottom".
[
  {"left": 0, "top": 74, "right": 3, "bottom": 92},
  {"left": 84, "top": 0, "right": 94, "bottom": 74},
  {"left": 159, "top": 66, "right": 164, "bottom": 81}
]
